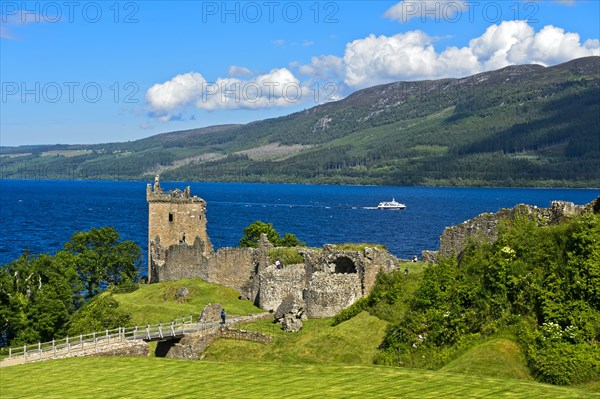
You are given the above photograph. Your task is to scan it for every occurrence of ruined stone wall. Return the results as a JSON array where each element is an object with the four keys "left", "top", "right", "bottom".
[
  {"left": 146, "top": 178, "right": 404, "bottom": 319},
  {"left": 438, "top": 198, "right": 598, "bottom": 259},
  {"left": 304, "top": 272, "right": 362, "bottom": 318},
  {"left": 361, "top": 247, "right": 397, "bottom": 294},
  {"left": 258, "top": 265, "right": 306, "bottom": 312},
  {"left": 207, "top": 247, "right": 257, "bottom": 294},
  {"left": 150, "top": 238, "right": 209, "bottom": 283},
  {"left": 165, "top": 326, "right": 273, "bottom": 360}
]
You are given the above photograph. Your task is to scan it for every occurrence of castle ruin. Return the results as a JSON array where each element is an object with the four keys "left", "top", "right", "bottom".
[{"left": 147, "top": 176, "right": 399, "bottom": 318}]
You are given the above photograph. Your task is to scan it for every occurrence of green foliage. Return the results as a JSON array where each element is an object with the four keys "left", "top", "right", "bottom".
[
  {"left": 0, "top": 227, "right": 142, "bottom": 347},
  {"left": 332, "top": 265, "right": 426, "bottom": 327},
  {"left": 378, "top": 212, "right": 600, "bottom": 385},
  {"left": 62, "top": 227, "right": 142, "bottom": 298},
  {"left": 0, "top": 252, "right": 80, "bottom": 346},
  {"left": 67, "top": 294, "right": 131, "bottom": 336},
  {"left": 519, "top": 321, "right": 600, "bottom": 385},
  {"left": 239, "top": 221, "right": 304, "bottom": 248}
]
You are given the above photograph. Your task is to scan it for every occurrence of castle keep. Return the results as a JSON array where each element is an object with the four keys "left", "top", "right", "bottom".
[
  {"left": 147, "top": 176, "right": 399, "bottom": 318},
  {"left": 147, "top": 176, "right": 212, "bottom": 283}
]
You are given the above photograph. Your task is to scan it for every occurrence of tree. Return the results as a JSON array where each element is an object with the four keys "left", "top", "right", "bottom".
[
  {"left": 239, "top": 221, "right": 304, "bottom": 248},
  {"left": 61, "top": 227, "right": 142, "bottom": 298},
  {"left": 0, "top": 252, "right": 81, "bottom": 346},
  {"left": 66, "top": 294, "right": 131, "bottom": 336}
]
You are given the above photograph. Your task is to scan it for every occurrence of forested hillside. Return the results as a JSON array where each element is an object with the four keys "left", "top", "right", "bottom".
[{"left": 2, "top": 57, "right": 599, "bottom": 187}]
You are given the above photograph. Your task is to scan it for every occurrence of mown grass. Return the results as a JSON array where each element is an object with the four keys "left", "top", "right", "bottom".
[
  {"left": 1, "top": 356, "right": 596, "bottom": 399},
  {"left": 203, "top": 311, "right": 387, "bottom": 365},
  {"left": 113, "top": 278, "right": 263, "bottom": 325}
]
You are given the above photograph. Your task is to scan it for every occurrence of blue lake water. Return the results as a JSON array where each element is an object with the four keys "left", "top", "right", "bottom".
[{"left": 1, "top": 179, "right": 598, "bottom": 276}]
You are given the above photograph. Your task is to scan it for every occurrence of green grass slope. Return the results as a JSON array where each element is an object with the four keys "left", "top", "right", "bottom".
[
  {"left": 113, "top": 278, "right": 263, "bottom": 325},
  {"left": 441, "top": 338, "right": 533, "bottom": 381},
  {"left": 1, "top": 357, "right": 597, "bottom": 399},
  {"left": 203, "top": 311, "right": 387, "bottom": 365}
]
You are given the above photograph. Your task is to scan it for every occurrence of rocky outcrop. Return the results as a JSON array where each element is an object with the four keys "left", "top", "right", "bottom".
[{"left": 274, "top": 295, "right": 306, "bottom": 332}]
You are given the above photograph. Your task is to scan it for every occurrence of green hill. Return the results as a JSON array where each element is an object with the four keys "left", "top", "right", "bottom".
[
  {"left": 112, "top": 278, "right": 264, "bottom": 326},
  {"left": 2, "top": 57, "right": 599, "bottom": 187}
]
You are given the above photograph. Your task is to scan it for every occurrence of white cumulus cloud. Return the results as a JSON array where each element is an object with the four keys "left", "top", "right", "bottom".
[
  {"left": 341, "top": 21, "right": 600, "bottom": 88},
  {"left": 146, "top": 72, "right": 206, "bottom": 111},
  {"left": 146, "top": 68, "right": 310, "bottom": 119}
]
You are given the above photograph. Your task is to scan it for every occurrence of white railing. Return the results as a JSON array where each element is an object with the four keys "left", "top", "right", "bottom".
[{"left": 6, "top": 315, "right": 220, "bottom": 363}]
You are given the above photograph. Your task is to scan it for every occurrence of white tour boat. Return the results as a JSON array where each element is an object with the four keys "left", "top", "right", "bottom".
[{"left": 377, "top": 198, "right": 406, "bottom": 210}]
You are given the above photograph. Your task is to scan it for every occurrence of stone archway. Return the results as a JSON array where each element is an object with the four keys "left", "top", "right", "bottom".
[{"left": 334, "top": 256, "right": 357, "bottom": 274}]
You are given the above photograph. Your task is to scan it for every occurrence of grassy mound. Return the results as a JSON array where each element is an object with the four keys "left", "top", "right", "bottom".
[
  {"left": 441, "top": 338, "right": 533, "bottom": 381},
  {"left": 203, "top": 311, "right": 387, "bottom": 365},
  {"left": 1, "top": 357, "right": 595, "bottom": 399},
  {"left": 113, "top": 278, "right": 263, "bottom": 325}
]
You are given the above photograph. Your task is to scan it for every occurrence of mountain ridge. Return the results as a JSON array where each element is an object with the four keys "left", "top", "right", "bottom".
[{"left": 1, "top": 56, "right": 599, "bottom": 187}]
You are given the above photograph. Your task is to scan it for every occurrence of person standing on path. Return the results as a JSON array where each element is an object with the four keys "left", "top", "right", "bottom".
[{"left": 220, "top": 309, "right": 226, "bottom": 325}]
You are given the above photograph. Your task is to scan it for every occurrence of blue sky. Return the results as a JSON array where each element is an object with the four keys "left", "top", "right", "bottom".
[{"left": 1, "top": 0, "right": 599, "bottom": 146}]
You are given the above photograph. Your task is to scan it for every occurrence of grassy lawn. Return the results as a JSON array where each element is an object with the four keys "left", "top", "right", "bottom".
[
  {"left": 113, "top": 278, "right": 263, "bottom": 325},
  {"left": 1, "top": 356, "right": 596, "bottom": 399},
  {"left": 204, "top": 311, "right": 387, "bottom": 365}
]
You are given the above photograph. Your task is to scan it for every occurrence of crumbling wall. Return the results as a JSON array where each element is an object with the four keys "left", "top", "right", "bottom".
[
  {"left": 258, "top": 265, "right": 306, "bottom": 312},
  {"left": 304, "top": 272, "right": 362, "bottom": 318},
  {"left": 438, "top": 198, "right": 598, "bottom": 259},
  {"left": 150, "top": 238, "right": 209, "bottom": 283},
  {"left": 207, "top": 247, "right": 257, "bottom": 294}
]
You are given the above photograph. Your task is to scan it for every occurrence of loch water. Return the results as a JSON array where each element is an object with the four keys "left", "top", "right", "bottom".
[{"left": 1, "top": 179, "right": 598, "bottom": 276}]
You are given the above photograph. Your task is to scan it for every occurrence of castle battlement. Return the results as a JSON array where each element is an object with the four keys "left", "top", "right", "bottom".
[{"left": 146, "top": 175, "right": 203, "bottom": 204}]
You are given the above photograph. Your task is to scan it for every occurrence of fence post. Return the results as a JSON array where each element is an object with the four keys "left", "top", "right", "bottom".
[
  {"left": 106, "top": 329, "right": 109, "bottom": 344},
  {"left": 146, "top": 324, "right": 150, "bottom": 340},
  {"left": 66, "top": 336, "right": 70, "bottom": 352},
  {"left": 38, "top": 342, "right": 42, "bottom": 360},
  {"left": 134, "top": 326, "right": 138, "bottom": 340},
  {"left": 9, "top": 347, "right": 11, "bottom": 359},
  {"left": 81, "top": 334, "right": 84, "bottom": 351},
  {"left": 23, "top": 345, "right": 27, "bottom": 362},
  {"left": 171, "top": 322, "right": 175, "bottom": 337},
  {"left": 52, "top": 339, "right": 56, "bottom": 357},
  {"left": 159, "top": 323, "right": 163, "bottom": 339}
]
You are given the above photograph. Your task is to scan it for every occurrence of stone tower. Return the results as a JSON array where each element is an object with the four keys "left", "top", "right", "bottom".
[{"left": 146, "top": 175, "right": 213, "bottom": 282}]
